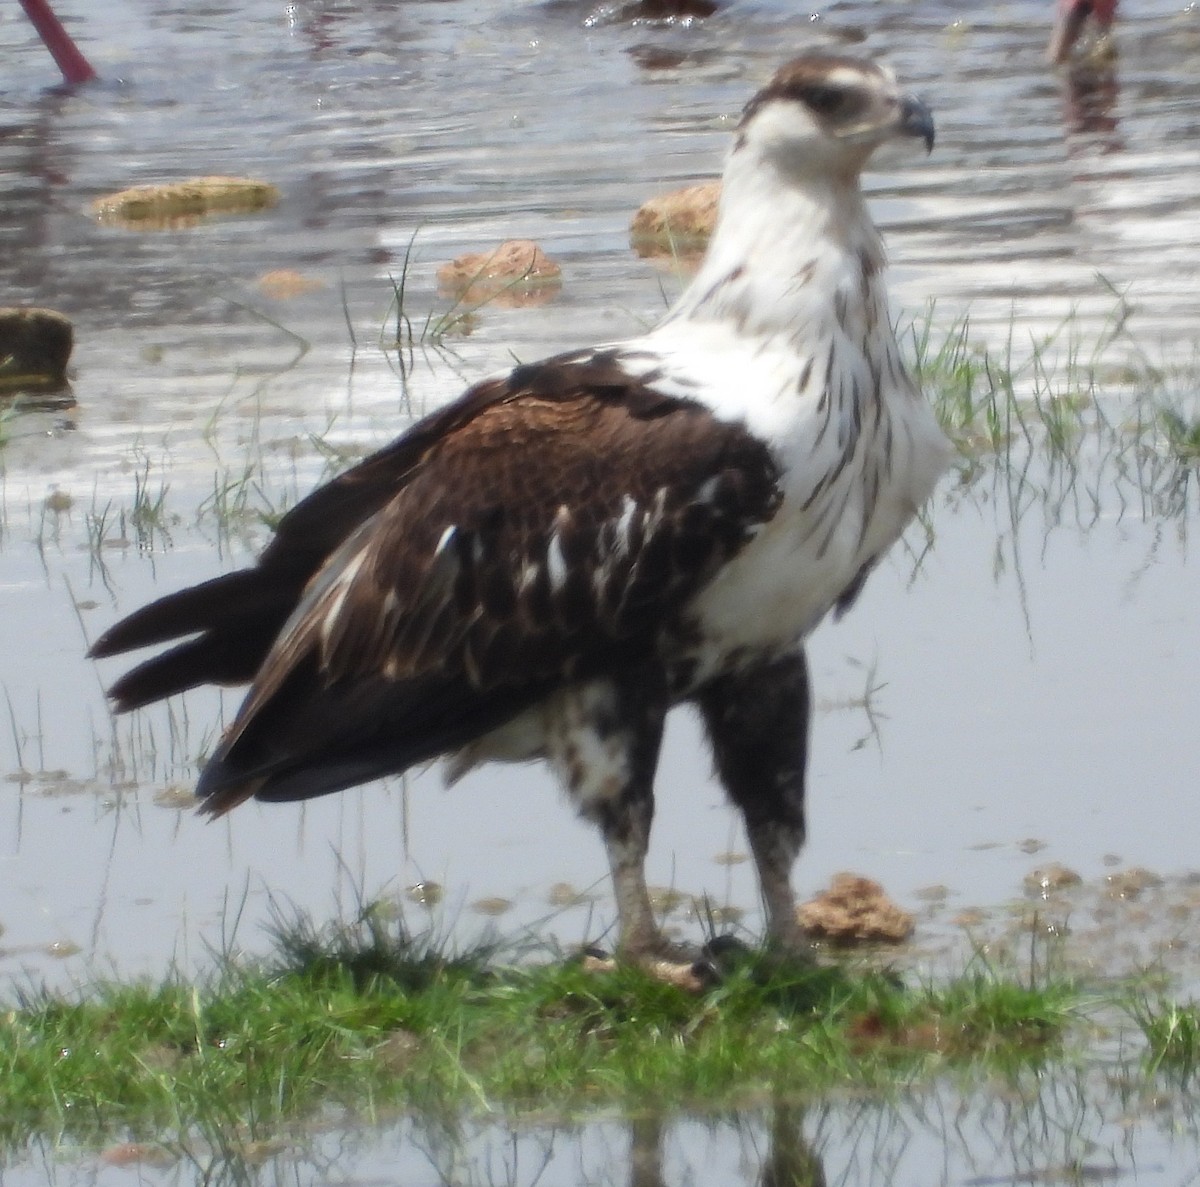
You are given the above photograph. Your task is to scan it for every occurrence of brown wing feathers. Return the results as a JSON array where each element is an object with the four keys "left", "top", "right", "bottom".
[
  {"left": 94, "top": 352, "right": 782, "bottom": 811},
  {"left": 89, "top": 368, "right": 521, "bottom": 710}
]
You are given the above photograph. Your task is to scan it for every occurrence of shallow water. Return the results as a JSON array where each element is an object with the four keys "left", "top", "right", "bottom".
[
  {"left": 1, "top": 0, "right": 1199, "bottom": 1177},
  {"left": 10, "top": 1071, "right": 1200, "bottom": 1186}
]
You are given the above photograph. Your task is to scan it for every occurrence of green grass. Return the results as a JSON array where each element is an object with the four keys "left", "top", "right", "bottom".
[
  {"left": 0, "top": 902, "right": 1146, "bottom": 1155},
  {"left": 905, "top": 301, "right": 1200, "bottom": 536},
  {"left": 911, "top": 304, "right": 1167, "bottom": 461},
  {"left": 1158, "top": 405, "right": 1200, "bottom": 463},
  {"left": 1134, "top": 995, "right": 1200, "bottom": 1078}
]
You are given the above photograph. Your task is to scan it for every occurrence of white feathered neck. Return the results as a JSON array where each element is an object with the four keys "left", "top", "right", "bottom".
[{"left": 662, "top": 131, "right": 887, "bottom": 348}]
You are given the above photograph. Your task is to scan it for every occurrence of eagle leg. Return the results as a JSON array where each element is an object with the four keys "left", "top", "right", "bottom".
[
  {"left": 697, "top": 650, "right": 811, "bottom": 952},
  {"left": 546, "top": 672, "right": 679, "bottom": 960}
]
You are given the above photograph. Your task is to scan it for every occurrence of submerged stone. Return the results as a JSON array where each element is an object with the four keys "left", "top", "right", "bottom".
[
  {"left": 629, "top": 181, "right": 719, "bottom": 258},
  {"left": 470, "top": 896, "right": 513, "bottom": 917},
  {"left": 436, "top": 240, "right": 562, "bottom": 307},
  {"left": 257, "top": 269, "right": 325, "bottom": 299},
  {"left": 547, "top": 881, "right": 597, "bottom": 907},
  {"left": 0, "top": 307, "right": 74, "bottom": 393},
  {"left": 406, "top": 881, "right": 444, "bottom": 907},
  {"left": 797, "top": 872, "right": 915, "bottom": 945},
  {"left": 92, "top": 176, "right": 280, "bottom": 229},
  {"left": 100, "top": 1143, "right": 174, "bottom": 1168},
  {"left": 1023, "top": 862, "right": 1083, "bottom": 897},
  {"left": 152, "top": 785, "right": 196, "bottom": 810},
  {"left": 1104, "top": 867, "right": 1164, "bottom": 900}
]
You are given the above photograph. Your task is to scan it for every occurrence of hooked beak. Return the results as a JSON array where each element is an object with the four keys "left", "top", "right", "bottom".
[{"left": 898, "top": 95, "right": 935, "bottom": 153}]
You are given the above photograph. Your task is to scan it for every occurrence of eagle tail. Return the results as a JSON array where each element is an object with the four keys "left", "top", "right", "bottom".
[
  {"left": 88, "top": 569, "right": 299, "bottom": 712},
  {"left": 195, "top": 670, "right": 549, "bottom": 815}
]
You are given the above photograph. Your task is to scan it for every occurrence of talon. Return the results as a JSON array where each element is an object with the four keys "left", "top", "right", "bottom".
[{"left": 697, "top": 933, "right": 754, "bottom": 980}]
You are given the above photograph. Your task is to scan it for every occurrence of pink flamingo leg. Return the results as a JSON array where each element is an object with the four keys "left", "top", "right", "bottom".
[{"left": 18, "top": 0, "right": 98, "bottom": 84}]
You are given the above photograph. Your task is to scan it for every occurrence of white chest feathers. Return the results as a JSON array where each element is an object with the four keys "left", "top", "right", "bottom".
[{"left": 641, "top": 268, "right": 952, "bottom": 666}]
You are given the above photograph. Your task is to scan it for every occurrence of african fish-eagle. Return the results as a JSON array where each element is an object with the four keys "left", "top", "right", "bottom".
[{"left": 91, "top": 55, "right": 950, "bottom": 963}]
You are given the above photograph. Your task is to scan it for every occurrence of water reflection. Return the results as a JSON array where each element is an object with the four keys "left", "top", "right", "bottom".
[
  {"left": 13, "top": 1071, "right": 1192, "bottom": 1186},
  {"left": 1060, "top": 56, "right": 1123, "bottom": 150},
  {"left": 0, "top": 86, "right": 91, "bottom": 290},
  {"left": 386, "top": 1080, "right": 1181, "bottom": 1187}
]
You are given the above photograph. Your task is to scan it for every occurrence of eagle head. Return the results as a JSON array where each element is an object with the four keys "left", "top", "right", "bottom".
[{"left": 735, "top": 56, "right": 934, "bottom": 181}]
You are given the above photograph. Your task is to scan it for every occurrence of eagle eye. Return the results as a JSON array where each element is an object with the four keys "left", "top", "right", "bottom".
[{"left": 800, "top": 84, "right": 847, "bottom": 116}]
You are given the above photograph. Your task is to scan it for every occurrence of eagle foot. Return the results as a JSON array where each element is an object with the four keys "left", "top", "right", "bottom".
[{"left": 578, "top": 933, "right": 753, "bottom": 992}]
